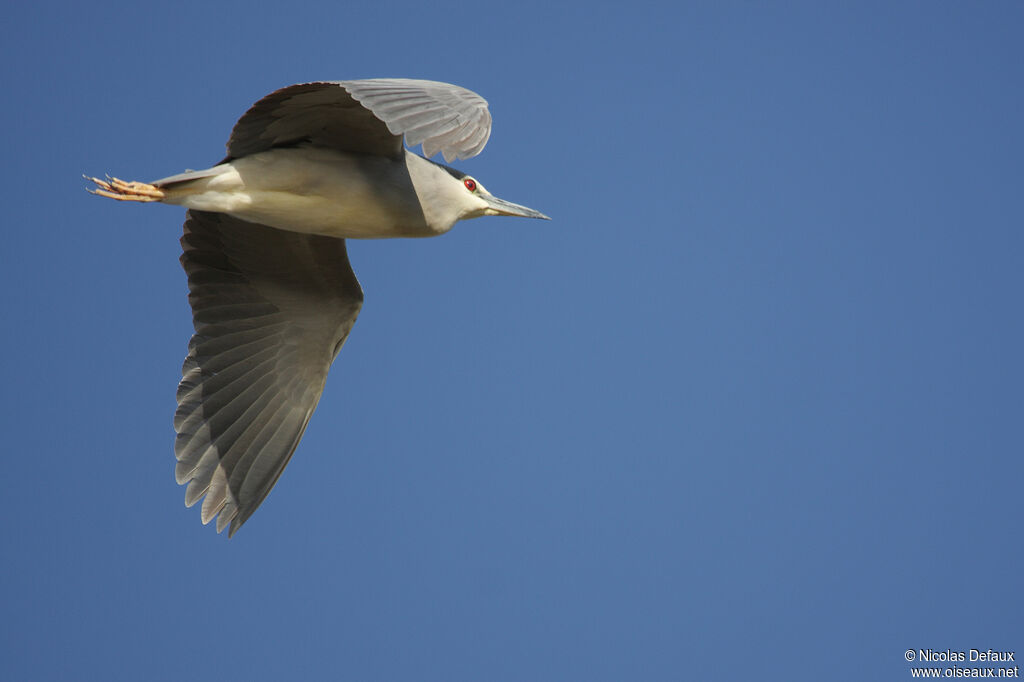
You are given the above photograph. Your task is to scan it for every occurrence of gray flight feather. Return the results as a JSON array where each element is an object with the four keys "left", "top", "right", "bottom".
[
  {"left": 174, "top": 210, "right": 363, "bottom": 536},
  {"left": 225, "top": 79, "right": 492, "bottom": 163}
]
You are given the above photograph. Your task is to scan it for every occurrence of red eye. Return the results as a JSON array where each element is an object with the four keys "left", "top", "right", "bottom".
[{"left": 463, "top": 178, "right": 477, "bottom": 191}]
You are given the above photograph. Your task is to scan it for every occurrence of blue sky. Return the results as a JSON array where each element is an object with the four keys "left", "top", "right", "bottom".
[{"left": 2, "top": 2, "right": 1022, "bottom": 680}]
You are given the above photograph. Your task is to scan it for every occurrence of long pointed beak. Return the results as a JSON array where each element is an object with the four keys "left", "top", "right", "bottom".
[{"left": 482, "top": 194, "right": 550, "bottom": 220}]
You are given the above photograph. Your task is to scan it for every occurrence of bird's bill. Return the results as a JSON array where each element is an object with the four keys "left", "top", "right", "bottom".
[{"left": 482, "top": 194, "right": 550, "bottom": 220}]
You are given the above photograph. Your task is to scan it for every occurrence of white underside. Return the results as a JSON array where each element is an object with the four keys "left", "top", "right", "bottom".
[{"left": 159, "top": 147, "right": 454, "bottom": 239}]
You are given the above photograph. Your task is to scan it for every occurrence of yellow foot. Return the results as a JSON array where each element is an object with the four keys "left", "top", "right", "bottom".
[{"left": 85, "top": 175, "right": 165, "bottom": 202}]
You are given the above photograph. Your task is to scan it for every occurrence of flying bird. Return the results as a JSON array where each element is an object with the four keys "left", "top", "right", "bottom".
[{"left": 88, "top": 79, "right": 548, "bottom": 536}]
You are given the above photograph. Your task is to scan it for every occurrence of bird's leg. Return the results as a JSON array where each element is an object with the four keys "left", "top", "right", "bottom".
[{"left": 85, "top": 175, "right": 165, "bottom": 202}]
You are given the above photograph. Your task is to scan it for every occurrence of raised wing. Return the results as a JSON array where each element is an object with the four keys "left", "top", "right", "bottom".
[
  {"left": 174, "top": 210, "right": 363, "bottom": 536},
  {"left": 342, "top": 79, "right": 492, "bottom": 161},
  {"left": 226, "top": 79, "right": 492, "bottom": 163}
]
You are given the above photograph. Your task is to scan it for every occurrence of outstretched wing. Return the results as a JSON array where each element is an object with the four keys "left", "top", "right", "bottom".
[
  {"left": 225, "top": 79, "right": 492, "bottom": 163},
  {"left": 174, "top": 210, "right": 363, "bottom": 536}
]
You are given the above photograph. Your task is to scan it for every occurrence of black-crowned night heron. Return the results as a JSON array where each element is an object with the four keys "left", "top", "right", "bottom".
[{"left": 88, "top": 79, "right": 548, "bottom": 536}]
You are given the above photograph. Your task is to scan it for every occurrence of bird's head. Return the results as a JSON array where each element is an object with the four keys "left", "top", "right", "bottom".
[{"left": 411, "top": 156, "right": 550, "bottom": 233}]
